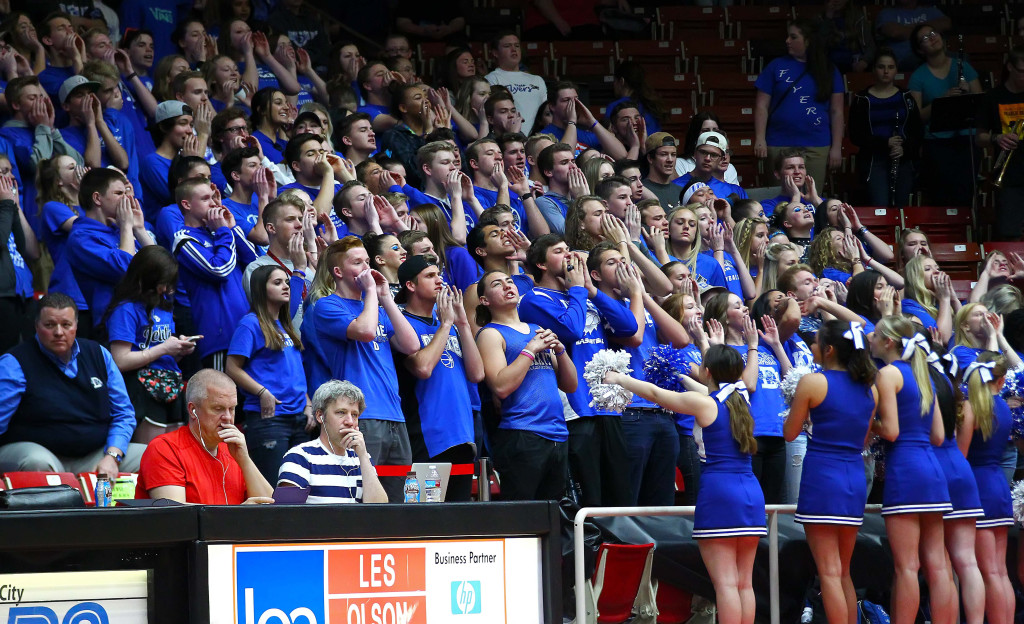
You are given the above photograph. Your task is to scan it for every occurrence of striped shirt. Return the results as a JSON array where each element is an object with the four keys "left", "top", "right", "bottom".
[{"left": 277, "top": 439, "right": 365, "bottom": 504}]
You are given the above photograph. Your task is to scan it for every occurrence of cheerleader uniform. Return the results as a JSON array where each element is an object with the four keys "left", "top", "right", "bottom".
[
  {"left": 795, "top": 371, "right": 874, "bottom": 525},
  {"left": 932, "top": 377, "right": 985, "bottom": 520},
  {"left": 881, "top": 360, "right": 952, "bottom": 515},
  {"left": 966, "top": 395, "right": 1014, "bottom": 528},
  {"left": 692, "top": 396, "right": 767, "bottom": 539}
]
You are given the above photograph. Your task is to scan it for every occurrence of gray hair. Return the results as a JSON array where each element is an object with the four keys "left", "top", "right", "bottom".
[
  {"left": 186, "top": 369, "right": 235, "bottom": 406},
  {"left": 979, "top": 284, "right": 1023, "bottom": 316},
  {"left": 312, "top": 380, "right": 366, "bottom": 417}
]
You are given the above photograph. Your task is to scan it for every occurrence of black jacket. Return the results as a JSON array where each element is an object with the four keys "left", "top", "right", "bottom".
[{"left": 848, "top": 89, "right": 923, "bottom": 170}]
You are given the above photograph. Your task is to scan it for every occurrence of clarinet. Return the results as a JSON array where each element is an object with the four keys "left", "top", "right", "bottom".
[
  {"left": 889, "top": 110, "right": 900, "bottom": 208},
  {"left": 956, "top": 34, "right": 967, "bottom": 92}
]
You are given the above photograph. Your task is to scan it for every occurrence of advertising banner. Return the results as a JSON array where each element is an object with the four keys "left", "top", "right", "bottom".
[{"left": 0, "top": 570, "right": 149, "bottom": 623}]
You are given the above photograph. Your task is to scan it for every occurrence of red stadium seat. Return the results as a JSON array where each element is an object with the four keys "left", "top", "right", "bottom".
[
  {"left": 617, "top": 41, "right": 684, "bottom": 75},
  {"left": 684, "top": 39, "right": 751, "bottom": 74},
  {"left": 657, "top": 6, "right": 726, "bottom": 40},
  {"left": 551, "top": 41, "right": 615, "bottom": 78},
  {"left": 981, "top": 241, "right": 1024, "bottom": 259},
  {"left": 699, "top": 73, "right": 758, "bottom": 108},
  {"left": 654, "top": 580, "right": 693, "bottom": 624},
  {"left": 902, "top": 206, "right": 974, "bottom": 243},
  {"left": 727, "top": 5, "right": 794, "bottom": 41},
  {"left": 3, "top": 472, "right": 84, "bottom": 503},
  {"left": 587, "top": 543, "right": 657, "bottom": 624},
  {"left": 853, "top": 207, "right": 901, "bottom": 246},
  {"left": 930, "top": 242, "right": 983, "bottom": 279},
  {"left": 708, "top": 104, "right": 756, "bottom": 138},
  {"left": 646, "top": 73, "right": 699, "bottom": 107},
  {"left": 951, "top": 279, "right": 976, "bottom": 301}
]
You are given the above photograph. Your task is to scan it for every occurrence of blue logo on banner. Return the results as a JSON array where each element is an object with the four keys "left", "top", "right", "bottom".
[
  {"left": 450, "top": 581, "right": 481, "bottom": 614},
  {"left": 6, "top": 603, "right": 109, "bottom": 624},
  {"left": 236, "top": 550, "right": 325, "bottom": 624}
]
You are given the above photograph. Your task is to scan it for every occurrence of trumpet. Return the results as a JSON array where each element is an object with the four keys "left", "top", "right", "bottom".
[{"left": 994, "top": 118, "right": 1024, "bottom": 189}]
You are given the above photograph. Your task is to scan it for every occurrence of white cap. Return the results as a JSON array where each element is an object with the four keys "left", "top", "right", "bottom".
[{"left": 696, "top": 130, "right": 729, "bottom": 154}]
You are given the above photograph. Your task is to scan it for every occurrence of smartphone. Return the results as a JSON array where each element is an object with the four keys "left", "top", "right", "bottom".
[{"left": 185, "top": 335, "right": 202, "bottom": 342}]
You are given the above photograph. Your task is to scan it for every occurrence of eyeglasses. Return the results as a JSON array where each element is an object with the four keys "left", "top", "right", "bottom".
[
  {"left": 696, "top": 148, "right": 723, "bottom": 160},
  {"left": 223, "top": 124, "right": 248, "bottom": 135}
]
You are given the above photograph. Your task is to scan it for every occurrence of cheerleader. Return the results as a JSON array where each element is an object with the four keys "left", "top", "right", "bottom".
[
  {"left": 785, "top": 321, "right": 877, "bottom": 624},
  {"left": 959, "top": 353, "right": 1015, "bottom": 624},
  {"left": 604, "top": 345, "right": 765, "bottom": 624},
  {"left": 869, "top": 316, "right": 954, "bottom": 624}
]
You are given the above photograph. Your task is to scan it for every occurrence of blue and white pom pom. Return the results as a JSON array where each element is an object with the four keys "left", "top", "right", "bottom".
[
  {"left": 1001, "top": 368, "right": 1024, "bottom": 439},
  {"left": 780, "top": 365, "right": 816, "bottom": 405},
  {"left": 1012, "top": 480, "right": 1024, "bottom": 524},
  {"left": 643, "top": 344, "right": 692, "bottom": 393},
  {"left": 584, "top": 349, "right": 634, "bottom": 413}
]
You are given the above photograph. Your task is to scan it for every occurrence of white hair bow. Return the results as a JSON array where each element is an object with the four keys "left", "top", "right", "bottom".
[
  {"left": 715, "top": 380, "right": 750, "bottom": 404},
  {"left": 900, "top": 334, "right": 930, "bottom": 361},
  {"left": 927, "top": 350, "right": 960, "bottom": 377},
  {"left": 843, "top": 322, "right": 867, "bottom": 350},
  {"left": 964, "top": 361, "right": 996, "bottom": 384}
]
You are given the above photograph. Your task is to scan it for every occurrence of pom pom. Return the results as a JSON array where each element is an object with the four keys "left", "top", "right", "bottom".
[
  {"left": 1013, "top": 480, "right": 1024, "bottom": 524},
  {"left": 1001, "top": 368, "right": 1024, "bottom": 439},
  {"left": 643, "top": 344, "right": 692, "bottom": 393},
  {"left": 584, "top": 349, "right": 634, "bottom": 413},
  {"left": 780, "top": 365, "right": 817, "bottom": 405}
]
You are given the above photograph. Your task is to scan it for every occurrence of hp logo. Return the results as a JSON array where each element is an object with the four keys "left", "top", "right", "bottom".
[{"left": 450, "top": 581, "right": 480, "bottom": 615}]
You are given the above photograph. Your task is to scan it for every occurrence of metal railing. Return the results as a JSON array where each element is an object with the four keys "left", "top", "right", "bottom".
[{"left": 573, "top": 503, "right": 885, "bottom": 624}]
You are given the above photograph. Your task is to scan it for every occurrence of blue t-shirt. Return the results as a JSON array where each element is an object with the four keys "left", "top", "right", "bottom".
[
  {"left": 357, "top": 103, "right": 390, "bottom": 122},
  {"left": 301, "top": 294, "right": 403, "bottom": 421},
  {"left": 822, "top": 266, "right": 853, "bottom": 286},
  {"left": 540, "top": 123, "right": 600, "bottom": 155},
  {"left": 223, "top": 196, "right": 261, "bottom": 236},
  {"left": 107, "top": 301, "right": 179, "bottom": 372},
  {"left": 668, "top": 251, "right": 728, "bottom": 291},
  {"left": 7, "top": 233, "right": 33, "bottom": 298},
  {"left": 672, "top": 174, "right": 749, "bottom": 200},
  {"left": 701, "top": 249, "right": 743, "bottom": 299},
  {"left": 674, "top": 343, "right": 705, "bottom": 435},
  {"left": 729, "top": 343, "right": 786, "bottom": 437},
  {"left": 473, "top": 185, "right": 529, "bottom": 238},
  {"left": 253, "top": 130, "right": 286, "bottom": 164},
  {"left": 604, "top": 97, "right": 661, "bottom": 133},
  {"left": 41, "top": 201, "right": 86, "bottom": 308},
  {"left": 228, "top": 313, "right": 307, "bottom": 414},
  {"left": 901, "top": 298, "right": 938, "bottom": 330},
  {"left": 754, "top": 56, "right": 844, "bottom": 147},
  {"left": 140, "top": 152, "right": 173, "bottom": 222},
  {"left": 401, "top": 310, "right": 475, "bottom": 456},
  {"left": 119, "top": 0, "right": 190, "bottom": 65}
]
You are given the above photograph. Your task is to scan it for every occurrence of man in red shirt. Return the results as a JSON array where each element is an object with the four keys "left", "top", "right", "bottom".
[{"left": 137, "top": 369, "right": 274, "bottom": 504}]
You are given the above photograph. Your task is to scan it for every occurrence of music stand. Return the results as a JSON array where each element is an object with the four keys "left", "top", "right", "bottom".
[{"left": 929, "top": 94, "right": 986, "bottom": 133}]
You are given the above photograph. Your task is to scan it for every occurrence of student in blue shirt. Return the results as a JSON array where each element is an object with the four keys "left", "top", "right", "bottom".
[
  {"left": 950, "top": 303, "right": 1024, "bottom": 373},
  {"left": 36, "top": 14, "right": 81, "bottom": 109},
  {"left": 753, "top": 19, "right": 845, "bottom": 191},
  {"left": 141, "top": 101, "right": 198, "bottom": 220},
  {"left": 395, "top": 257, "right": 484, "bottom": 502},
  {"left": 540, "top": 81, "right": 627, "bottom": 160},
  {"left": 36, "top": 156, "right": 88, "bottom": 322},
  {"left": 337, "top": 113, "right": 378, "bottom": 167},
  {"left": 759, "top": 149, "right": 824, "bottom": 216},
  {"left": 673, "top": 131, "right": 749, "bottom": 201},
  {"left": 356, "top": 62, "right": 397, "bottom": 132},
  {"left": 409, "top": 204, "right": 482, "bottom": 293},
  {"left": 67, "top": 168, "right": 156, "bottom": 327},
  {"left": 694, "top": 204, "right": 756, "bottom": 302},
  {"left": 250, "top": 87, "right": 290, "bottom": 164},
  {"left": 533, "top": 143, "right": 576, "bottom": 235},
  {"left": 301, "top": 236, "right": 420, "bottom": 502},
  {"left": 467, "top": 138, "right": 533, "bottom": 238},
  {"left": 83, "top": 61, "right": 145, "bottom": 203},
  {"left": 520, "top": 236, "right": 640, "bottom": 507},
  {"left": 280, "top": 133, "right": 344, "bottom": 222},
  {"left": 226, "top": 264, "right": 311, "bottom": 483},
  {"left": 58, "top": 75, "right": 130, "bottom": 173},
  {"left": 222, "top": 146, "right": 274, "bottom": 245},
  {"left": 172, "top": 177, "right": 259, "bottom": 369},
  {"left": 665, "top": 206, "right": 728, "bottom": 291},
  {"left": 105, "top": 246, "right": 197, "bottom": 443},
  {"left": 387, "top": 141, "right": 477, "bottom": 240},
  {"left": 476, "top": 269, "right": 577, "bottom": 500}
]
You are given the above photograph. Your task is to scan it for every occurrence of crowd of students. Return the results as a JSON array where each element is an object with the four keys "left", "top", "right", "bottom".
[{"left": 1, "top": 2, "right": 1024, "bottom": 623}]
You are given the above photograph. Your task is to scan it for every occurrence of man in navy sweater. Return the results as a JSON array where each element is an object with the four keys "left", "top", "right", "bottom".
[
  {"left": 0, "top": 293, "right": 143, "bottom": 479},
  {"left": 172, "top": 177, "right": 258, "bottom": 370}
]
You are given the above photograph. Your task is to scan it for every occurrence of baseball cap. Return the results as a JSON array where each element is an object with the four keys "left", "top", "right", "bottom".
[
  {"left": 645, "top": 132, "right": 678, "bottom": 154},
  {"left": 397, "top": 255, "right": 438, "bottom": 292},
  {"left": 293, "top": 111, "right": 323, "bottom": 130},
  {"left": 58, "top": 75, "right": 100, "bottom": 105},
  {"left": 699, "top": 284, "right": 729, "bottom": 304},
  {"left": 696, "top": 130, "right": 729, "bottom": 154},
  {"left": 154, "top": 100, "right": 193, "bottom": 124}
]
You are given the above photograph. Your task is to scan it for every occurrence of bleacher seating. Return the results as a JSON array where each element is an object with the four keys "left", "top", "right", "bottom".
[
  {"left": 930, "top": 242, "right": 983, "bottom": 279},
  {"left": 902, "top": 206, "right": 975, "bottom": 243}
]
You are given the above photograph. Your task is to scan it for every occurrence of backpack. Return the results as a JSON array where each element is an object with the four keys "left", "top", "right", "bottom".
[{"left": 858, "top": 600, "right": 891, "bottom": 624}]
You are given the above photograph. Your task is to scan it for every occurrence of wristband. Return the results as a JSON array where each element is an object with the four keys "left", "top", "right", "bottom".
[
  {"left": 520, "top": 192, "right": 533, "bottom": 201},
  {"left": 590, "top": 121, "right": 598, "bottom": 130},
  {"left": 554, "top": 347, "right": 566, "bottom": 357},
  {"left": 858, "top": 226, "right": 868, "bottom": 235},
  {"left": 852, "top": 258, "right": 863, "bottom": 265},
  {"left": 520, "top": 349, "right": 535, "bottom": 361},
  {"left": 257, "top": 386, "right": 267, "bottom": 397},
  {"left": 126, "top": 72, "right": 138, "bottom": 81}
]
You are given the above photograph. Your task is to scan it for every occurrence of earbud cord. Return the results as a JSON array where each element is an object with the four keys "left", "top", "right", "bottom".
[{"left": 190, "top": 413, "right": 229, "bottom": 504}]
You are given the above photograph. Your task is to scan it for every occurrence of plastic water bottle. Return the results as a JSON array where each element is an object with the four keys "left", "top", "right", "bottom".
[
  {"left": 424, "top": 465, "right": 441, "bottom": 503},
  {"left": 95, "top": 475, "right": 112, "bottom": 507},
  {"left": 404, "top": 472, "right": 419, "bottom": 503}
]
